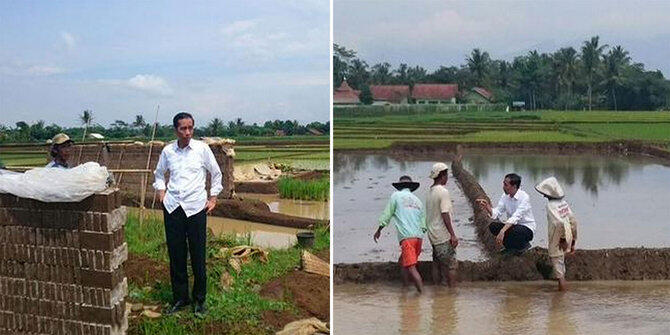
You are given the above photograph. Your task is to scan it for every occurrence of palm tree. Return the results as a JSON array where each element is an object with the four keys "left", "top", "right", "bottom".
[
  {"left": 601, "top": 46, "right": 630, "bottom": 111},
  {"left": 581, "top": 36, "right": 608, "bottom": 111},
  {"left": 132, "top": 115, "right": 146, "bottom": 129},
  {"left": 207, "top": 118, "right": 224, "bottom": 136},
  {"left": 467, "top": 48, "right": 491, "bottom": 86},
  {"left": 79, "top": 110, "right": 93, "bottom": 126},
  {"left": 554, "top": 47, "right": 579, "bottom": 110}
]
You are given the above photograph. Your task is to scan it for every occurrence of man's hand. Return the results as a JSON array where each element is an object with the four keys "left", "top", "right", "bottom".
[
  {"left": 496, "top": 232, "right": 505, "bottom": 247},
  {"left": 206, "top": 196, "right": 217, "bottom": 214},
  {"left": 450, "top": 235, "right": 459, "bottom": 248},
  {"left": 373, "top": 229, "right": 381, "bottom": 243},
  {"left": 157, "top": 190, "right": 166, "bottom": 204},
  {"left": 476, "top": 199, "right": 492, "bottom": 217}
]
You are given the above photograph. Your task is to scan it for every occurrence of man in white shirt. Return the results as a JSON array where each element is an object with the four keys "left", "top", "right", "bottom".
[
  {"left": 153, "top": 112, "right": 223, "bottom": 316},
  {"left": 477, "top": 173, "right": 535, "bottom": 254},
  {"left": 425, "top": 163, "right": 459, "bottom": 286}
]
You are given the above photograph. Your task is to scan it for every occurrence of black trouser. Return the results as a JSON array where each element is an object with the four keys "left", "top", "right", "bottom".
[
  {"left": 489, "top": 220, "right": 533, "bottom": 250},
  {"left": 164, "top": 206, "right": 207, "bottom": 304}
]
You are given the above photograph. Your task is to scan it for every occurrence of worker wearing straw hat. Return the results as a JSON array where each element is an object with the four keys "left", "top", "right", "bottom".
[
  {"left": 46, "top": 133, "right": 74, "bottom": 168},
  {"left": 153, "top": 112, "right": 222, "bottom": 316},
  {"left": 374, "top": 175, "right": 427, "bottom": 293},
  {"left": 535, "top": 176, "right": 579, "bottom": 291},
  {"left": 426, "top": 163, "right": 459, "bottom": 287}
]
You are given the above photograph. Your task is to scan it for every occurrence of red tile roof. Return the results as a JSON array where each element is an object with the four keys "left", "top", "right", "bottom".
[
  {"left": 333, "top": 80, "right": 360, "bottom": 104},
  {"left": 370, "top": 85, "right": 410, "bottom": 103},
  {"left": 411, "top": 84, "right": 458, "bottom": 101},
  {"left": 472, "top": 87, "right": 493, "bottom": 101}
]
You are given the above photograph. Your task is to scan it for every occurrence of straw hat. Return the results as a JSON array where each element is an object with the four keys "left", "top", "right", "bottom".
[
  {"left": 392, "top": 175, "right": 420, "bottom": 192},
  {"left": 535, "top": 177, "right": 565, "bottom": 199}
]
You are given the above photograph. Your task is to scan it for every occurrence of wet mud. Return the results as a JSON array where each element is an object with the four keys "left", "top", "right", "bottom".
[{"left": 335, "top": 247, "right": 670, "bottom": 283}]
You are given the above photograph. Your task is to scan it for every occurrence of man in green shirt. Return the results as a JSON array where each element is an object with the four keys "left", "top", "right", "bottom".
[{"left": 373, "top": 175, "right": 427, "bottom": 293}]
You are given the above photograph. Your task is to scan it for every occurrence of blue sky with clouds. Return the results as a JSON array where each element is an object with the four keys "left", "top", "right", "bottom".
[
  {"left": 335, "top": 0, "right": 670, "bottom": 76},
  {"left": 1, "top": 0, "right": 329, "bottom": 128}
]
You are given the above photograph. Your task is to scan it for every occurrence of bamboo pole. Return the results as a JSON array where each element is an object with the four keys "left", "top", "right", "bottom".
[
  {"left": 76, "top": 117, "right": 90, "bottom": 165},
  {"left": 139, "top": 105, "right": 160, "bottom": 226}
]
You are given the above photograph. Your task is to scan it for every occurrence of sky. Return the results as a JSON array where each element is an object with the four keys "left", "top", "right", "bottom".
[
  {"left": 335, "top": 0, "right": 670, "bottom": 76},
  {"left": 0, "top": 0, "right": 329, "bottom": 128}
]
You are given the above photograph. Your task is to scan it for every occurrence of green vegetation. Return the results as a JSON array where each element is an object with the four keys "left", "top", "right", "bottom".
[
  {"left": 277, "top": 177, "right": 330, "bottom": 201},
  {"left": 333, "top": 110, "right": 670, "bottom": 150},
  {"left": 124, "top": 209, "right": 329, "bottom": 335},
  {"left": 0, "top": 152, "right": 48, "bottom": 167},
  {"left": 335, "top": 36, "right": 669, "bottom": 111}
]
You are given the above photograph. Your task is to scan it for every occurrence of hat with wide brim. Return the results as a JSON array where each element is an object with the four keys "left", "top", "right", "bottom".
[
  {"left": 51, "top": 133, "right": 73, "bottom": 145},
  {"left": 392, "top": 176, "right": 420, "bottom": 192},
  {"left": 535, "top": 176, "right": 565, "bottom": 199}
]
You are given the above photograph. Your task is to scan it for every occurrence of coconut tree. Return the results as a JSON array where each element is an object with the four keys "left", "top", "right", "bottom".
[
  {"left": 79, "top": 110, "right": 93, "bottom": 126},
  {"left": 601, "top": 46, "right": 630, "bottom": 111},
  {"left": 467, "top": 48, "right": 491, "bottom": 86},
  {"left": 581, "top": 36, "right": 608, "bottom": 111},
  {"left": 132, "top": 115, "right": 146, "bottom": 129},
  {"left": 554, "top": 47, "right": 579, "bottom": 110},
  {"left": 207, "top": 118, "right": 224, "bottom": 136}
]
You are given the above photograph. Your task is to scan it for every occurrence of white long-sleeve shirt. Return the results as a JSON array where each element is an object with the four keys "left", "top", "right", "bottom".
[
  {"left": 491, "top": 189, "right": 536, "bottom": 232},
  {"left": 153, "top": 139, "right": 223, "bottom": 217}
]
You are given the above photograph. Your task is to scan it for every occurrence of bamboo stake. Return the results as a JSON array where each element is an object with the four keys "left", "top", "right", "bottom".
[
  {"left": 76, "top": 117, "right": 90, "bottom": 165},
  {"left": 139, "top": 105, "right": 160, "bottom": 226}
]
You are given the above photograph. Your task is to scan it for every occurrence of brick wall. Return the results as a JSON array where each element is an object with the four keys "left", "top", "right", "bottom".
[
  {"left": 0, "top": 188, "right": 128, "bottom": 335},
  {"left": 70, "top": 142, "right": 235, "bottom": 200}
]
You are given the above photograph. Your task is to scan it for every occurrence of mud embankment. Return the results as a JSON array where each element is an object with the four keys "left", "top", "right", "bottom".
[
  {"left": 120, "top": 192, "right": 327, "bottom": 229},
  {"left": 338, "top": 141, "right": 670, "bottom": 165},
  {"left": 335, "top": 247, "right": 670, "bottom": 283},
  {"left": 451, "top": 159, "right": 498, "bottom": 256}
]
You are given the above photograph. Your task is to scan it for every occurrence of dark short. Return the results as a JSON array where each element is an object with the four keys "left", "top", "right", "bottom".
[{"left": 432, "top": 242, "right": 457, "bottom": 270}]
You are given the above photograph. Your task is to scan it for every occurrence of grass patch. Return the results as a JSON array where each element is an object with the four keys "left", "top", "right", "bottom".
[
  {"left": 277, "top": 177, "right": 330, "bottom": 201},
  {"left": 0, "top": 152, "right": 48, "bottom": 166},
  {"left": 124, "top": 210, "right": 329, "bottom": 335},
  {"left": 333, "top": 110, "right": 670, "bottom": 150}
]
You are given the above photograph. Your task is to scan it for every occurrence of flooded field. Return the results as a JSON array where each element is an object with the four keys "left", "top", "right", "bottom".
[
  {"left": 136, "top": 208, "right": 303, "bottom": 249},
  {"left": 334, "top": 281, "right": 670, "bottom": 334},
  {"left": 237, "top": 192, "right": 329, "bottom": 220},
  {"left": 334, "top": 154, "right": 485, "bottom": 264},
  {"left": 334, "top": 152, "right": 670, "bottom": 264},
  {"left": 461, "top": 152, "right": 670, "bottom": 249}
]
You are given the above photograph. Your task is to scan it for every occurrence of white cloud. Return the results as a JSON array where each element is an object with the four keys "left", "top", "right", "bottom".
[
  {"left": 126, "top": 74, "right": 173, "bottom": 95},
  {"left": 0, "top": 63, "right": 66, "bottom": 76},
  {"left": 220, "top": 18, "right": 327, "bottom": 62},
  {"left": 60, "top": 31, "right": 76, "bottom": 50}
]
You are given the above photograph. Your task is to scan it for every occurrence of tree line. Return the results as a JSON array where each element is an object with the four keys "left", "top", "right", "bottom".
[
  {"left": 334, "top": 36, "right": 670, "bottom": 110},
  {"left": 0, "top": 111, "right": 329, "bottom": 143}
]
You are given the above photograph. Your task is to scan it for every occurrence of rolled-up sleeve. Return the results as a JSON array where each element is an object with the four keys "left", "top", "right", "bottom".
[
  {"left": 204, "top": 145, "right": 223, "bottom": 197},
  {"left": 152, "top": 149, "right": 167, "bottom": 191}
]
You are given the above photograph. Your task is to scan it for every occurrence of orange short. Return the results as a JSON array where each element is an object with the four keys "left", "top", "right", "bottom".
[{"left": 400, "top": 238, "right": 422, "bottom": 268}]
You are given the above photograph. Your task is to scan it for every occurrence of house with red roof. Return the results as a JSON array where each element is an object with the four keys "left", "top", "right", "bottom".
[
  {"left": 464, "top": 87, "right": 494, "bottom": 104},
  {"left": 333, "top": 80, "right": 360, "bottom": 105},
  {"left": 370, "top": 85, "right": 410, "bottom": 105},
  {"left": 411, "top": 84, "right": 458, "bottom": 104}
]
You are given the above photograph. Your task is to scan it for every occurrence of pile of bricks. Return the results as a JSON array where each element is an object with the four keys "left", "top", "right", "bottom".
[
  {"left": 0, "top": 188, "right": 128, "bottom": 335},
  {"left": 72, "top": 142, "right": 235, "bottom": 200}
]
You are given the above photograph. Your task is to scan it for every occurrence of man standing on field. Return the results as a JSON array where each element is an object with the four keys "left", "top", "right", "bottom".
[
  {"left": 153, "top": 112, "right": 222, "bottom": 316},
  {"left": 425, "top": 163, "right": 459, "bottom": 286}
]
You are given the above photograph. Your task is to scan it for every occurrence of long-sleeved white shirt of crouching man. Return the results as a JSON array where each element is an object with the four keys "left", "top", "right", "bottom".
[
  {"left": 491, "top": 190, "right": 536, "bottom": 232},
  {"left": 153, "top": 139, "right": 223, "bottom": 217},
  {"left": 546, "top": 199, "right": 578, "bottom": 258}
]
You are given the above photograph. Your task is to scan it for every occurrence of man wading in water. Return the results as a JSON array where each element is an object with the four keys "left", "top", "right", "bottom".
[
  {"left": 535, "top": 177, "right": 578, "bottom": 291},
  {"left": 477, "top": 173, "right": 536, "bottom": 255},
  {"left": 425, "top": 163, "right": 459, "bottom": 286},
  {"left": 374, "top": 176, "right": 427, "bottom": 293}
]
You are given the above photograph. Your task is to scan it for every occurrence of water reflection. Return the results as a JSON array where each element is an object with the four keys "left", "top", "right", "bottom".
[
  {"left": 399, "top": 292, "right": 421, "bottom": 334},
  {"left": 547, "top": 293, "right": 578, "bottom": 335},
  {"left": 430, "top": 289, "right": 457, "bottom": 335},
  {"left": 461, "top": 154, "right": 645, "bottom": 197}
]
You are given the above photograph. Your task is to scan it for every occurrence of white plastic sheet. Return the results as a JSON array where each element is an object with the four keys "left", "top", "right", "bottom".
[{"left": 0, "top": 162, "right": 109, "bottom": 202}]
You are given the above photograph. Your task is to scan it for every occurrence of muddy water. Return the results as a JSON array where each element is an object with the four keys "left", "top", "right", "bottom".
[
  {"left": 334, "top": 153, "right": 670, "bottom": 262},
  {"left": 334, "top": 154, "right": 485, "bottom": 264},
  {"left": 237, "top": 192, "right": 330, "bottom": 220},
  {"left": 461, "top": 153, "right": 670, "bottom": 249},
  {"left": 334, "top": 281, "right": 670, "bottom": 334},
  {"left": 136, "top": 208, "right": 302, "bottom": 249}
]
